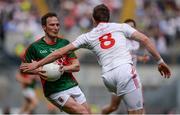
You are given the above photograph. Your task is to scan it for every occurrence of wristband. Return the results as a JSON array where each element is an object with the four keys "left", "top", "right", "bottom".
[{"left": 157, "top": 58, "right": 164, "bottom": 64}]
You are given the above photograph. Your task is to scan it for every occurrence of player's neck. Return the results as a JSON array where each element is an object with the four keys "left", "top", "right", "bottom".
[
  {"left": 95, "top": 21, "right": 108, "bottom": 26},
  {"left": 44, "top": 36, "right": 57, "bottom": 45}
]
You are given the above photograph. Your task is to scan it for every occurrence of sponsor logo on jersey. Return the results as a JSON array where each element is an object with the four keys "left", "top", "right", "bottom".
[
  {"left": 50, "top": 48, "right": 56, "bottom": 52},
  {"left": 40, "top": 50, "right": 47, "bottom": 54}
]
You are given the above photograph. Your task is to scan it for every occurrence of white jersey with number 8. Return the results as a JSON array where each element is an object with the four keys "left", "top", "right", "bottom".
[{"left": 72, "top": 23, "right": 136, "bottom": 73}]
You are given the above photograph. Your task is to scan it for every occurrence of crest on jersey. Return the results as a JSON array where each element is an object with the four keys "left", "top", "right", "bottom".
[{"left": 58, "top": 97, "right": 64, "bottom": 103}]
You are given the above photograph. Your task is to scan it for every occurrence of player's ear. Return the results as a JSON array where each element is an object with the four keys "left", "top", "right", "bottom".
[{"left": 42, "top": 25, "right": 46, "bottom": 31}]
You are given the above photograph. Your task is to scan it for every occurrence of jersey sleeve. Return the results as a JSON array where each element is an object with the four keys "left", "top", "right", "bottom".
[
  {"left": 72, "top": 34, "right": 88, "bottom": 48},
  {"left": 122, "top": 23, "right": 137, "bottom": 39}
]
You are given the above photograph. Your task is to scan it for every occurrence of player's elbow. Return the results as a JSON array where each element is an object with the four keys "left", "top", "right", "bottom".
[
  {"left": 74, "top": 64, "right": 80, "bottom": 72},
  {"left": 52, "top": 51, "right": 62, "bottom": 60},
  {"left": 140, "top": 36, "right": 149, "bottom": 46}
]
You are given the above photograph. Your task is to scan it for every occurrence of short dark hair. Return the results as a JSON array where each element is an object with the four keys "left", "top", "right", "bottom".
[
  {"left": 93, "top": 4, "right": 110, "bottom": 23},
  {"left": 124, "top": 19, "right": 136, "bottom": 27},
  {"left": 41, "top": 12, "right": 58, "bottom": 26}
]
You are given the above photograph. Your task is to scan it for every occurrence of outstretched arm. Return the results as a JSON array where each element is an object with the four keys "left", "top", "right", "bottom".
[
  {"left": 137, "top": 55, "right": 150, "bottom": 63},
  {"left": 20, "top": 43, "right": 77, "bottom": 72},
  {"left": 38, "top": 43, "right": 77, "bottom": 67},
  {"left": 131, "top": 31, "right": 171, "bottom": 78},
  {"left": 131, "top": 31, "right": 161, "bottom": 62}
]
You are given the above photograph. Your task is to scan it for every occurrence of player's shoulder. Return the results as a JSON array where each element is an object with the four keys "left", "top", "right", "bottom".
[
  {"left": 108, "top": 22, "right": 123, "bottom": 26},
  {"left": 28, "top": 37, "right": 42, "bottom": 48},
  {"left": 109, "top": 22, "right": 128, "bottom": 26},
  {"left": 121, "top": 23, "right": 132, "bottom": 28},
  {"left": 33, "top": 37, "right": 44, "bottom": 44},
  {"left": 106, "top": 22, "right": 126, "bottom": 30},
  {"left": 118, "top": 23, "right": 133, "bottom": 31},
  {"left": 57, "top": 37, "right": 70, "bottom": 45},
  {"left": 58, "top": 37, "right": 69, "bottom": 42}
]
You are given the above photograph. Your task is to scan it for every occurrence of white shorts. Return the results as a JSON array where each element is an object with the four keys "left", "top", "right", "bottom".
[
  {"left": 22, "top": 88, "right": 36, "bottom": 99},
  {"left": 102, "top": 64, "right": 143, "bottom": 110},
  {"left": 47, "top": 86, "right": 86, "bottom": 109}
]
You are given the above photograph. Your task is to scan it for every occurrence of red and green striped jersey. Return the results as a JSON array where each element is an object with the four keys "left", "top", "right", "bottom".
[{"left": 24, "top": 37, "right": 78, "bottom": 97}]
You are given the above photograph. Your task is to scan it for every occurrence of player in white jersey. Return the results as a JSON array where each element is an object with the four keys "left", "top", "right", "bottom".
[
  {"left": 101, "top": 19, "right": 149, "bottom": 114},
  {"left": 20, "top": 4, "right": 171, "bottom": 114}
]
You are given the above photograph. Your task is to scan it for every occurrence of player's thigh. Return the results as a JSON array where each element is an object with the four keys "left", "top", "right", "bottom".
[
  {"left": 123, "top": 87, "right": 143, "bottom": 112},
  {"left": 81, "top": 102, "right": 91, "bottom": 113},
  {"left": 116, "top": 64, "right": 142, "bottom": 96},
  {"left": 47, "top": 93, "right": 70, "bottom": 110},
  {"left": 62, "top": 96, "right": 89, "bottom": 114},
  {"left": 47, "top": 86, "right": 80, "bottom": 109},
  {"left": 68, "top": 86, "right": 91, "bottom": 113},
  {"left": 71, "top": 86, "right": 87, "bottom": 105},
  {"left": 47, "top": 86, "right": 89, "bottom": 113},
  {"left": 102, "top": 70, "right": 116, "bottom": 93}
]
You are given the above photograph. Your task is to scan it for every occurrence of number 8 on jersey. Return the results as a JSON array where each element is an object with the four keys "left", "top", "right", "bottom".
[{"left": 99, "top": 33, "right": 115, "bottom": 49}]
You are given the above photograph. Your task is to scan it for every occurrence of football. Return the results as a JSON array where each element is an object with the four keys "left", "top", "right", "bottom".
[{"left": 42, "top": 62, "right": 62, "bottom": 81}]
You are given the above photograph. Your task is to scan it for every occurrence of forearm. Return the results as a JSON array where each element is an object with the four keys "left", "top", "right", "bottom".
[
  {"left": 141, "top": 38, "right": 161, "bottom": 62},
  {"left": 38, "top": 49, "right": 63, "bottom": 67},
  {"left": 132, "top": 31, "right": 162, "bottom": 62},
  {"left": 63, "top": 64, "right": 80, "bottom": 73},
  {"left": 20, "top": 68, "right": 40, "bottom": 75},
  {"left": 37, "top": 44, "right": 75, "bottom": 67}
]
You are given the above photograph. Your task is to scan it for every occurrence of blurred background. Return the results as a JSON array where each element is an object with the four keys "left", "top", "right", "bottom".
[{"left": 0, "top": 0, "right": 180, "bottom": 114}]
